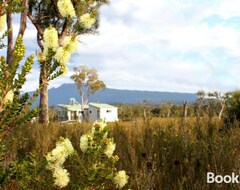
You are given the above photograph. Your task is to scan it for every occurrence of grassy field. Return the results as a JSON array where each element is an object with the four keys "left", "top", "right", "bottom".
[{"left": 3, "top": 116, "right": 240, "bottom": 189}]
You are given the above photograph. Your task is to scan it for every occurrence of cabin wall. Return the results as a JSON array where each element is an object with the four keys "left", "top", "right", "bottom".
[
  {"left": 100, "top": 108, "right": 118, "bottom": 122},
  {"left": 89, "top": 106, "right": 100, "bottom": 121}
]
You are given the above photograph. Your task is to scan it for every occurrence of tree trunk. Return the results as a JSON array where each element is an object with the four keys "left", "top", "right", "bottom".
[
  {"left": 39, "top": 62, "right": 49, "bottom": 124},
  {"left": 18, "top": 0, "right": 28, "bottom": 37},
  {"left": 167, "top": 104, "right": 173, "bottom": 118},
  {"left": 183, "top": 101, "right": 188, "bottom": 118},
  {"left": 6, "top": 11, "right": 13, "bottom": 65},
  {"left": 7, "top": 0, "right": 27, "bottom": 65},
  {"left": 218, "top": 102, "right": 225, "bottom": 120},
  {"left": 143, "top": 108, "right": 147, "bottom": 121}
]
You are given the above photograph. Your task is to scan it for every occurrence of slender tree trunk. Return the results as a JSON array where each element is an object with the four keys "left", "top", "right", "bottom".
[
  {"left": 218, "top": 102, "right": 225, "bottom": 120},
  {"left": 6, "top": 11, "right": 13, "bottom": 65},
  {"left": 167, "top": 104, "right": 173, "bottom": 118},
  {"left": 143, "top": 108, "right": 147, "bottom": 121},
  {"left": 6, "top": 0, "right": 27, "bottom": 65},
  {"left": 39, "top": 62, "right": 49, "bottom": 124},
  {"left": 183, "top": 101, "right": 188, "bottom": 118},
  {"left": 18, "top": 0, "right": 28, "bottom": 37}
]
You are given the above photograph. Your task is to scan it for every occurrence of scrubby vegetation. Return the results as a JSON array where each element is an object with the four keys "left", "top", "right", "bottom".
[{"left": 1, "top": 114, "right": 240, "bottom": 189}]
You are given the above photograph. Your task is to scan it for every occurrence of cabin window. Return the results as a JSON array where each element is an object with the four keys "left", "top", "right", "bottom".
[{"left": 106, "top": 110, "right": 112, "bottom": 113}]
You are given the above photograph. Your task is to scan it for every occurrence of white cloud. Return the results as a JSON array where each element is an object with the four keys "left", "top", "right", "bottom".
[
  {"left": 218, "top": 0, "right": 240, "bottom": 19},
  {"left": 4, "top": 0, "right": 240, "bottom": 93}
]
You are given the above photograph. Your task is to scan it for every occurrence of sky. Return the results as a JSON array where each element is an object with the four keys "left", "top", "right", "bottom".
[{"left": 2, "top": 0, "right": 240, "bottom": 93}]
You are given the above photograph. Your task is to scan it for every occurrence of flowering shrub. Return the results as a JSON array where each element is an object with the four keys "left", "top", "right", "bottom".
[
  {"left": 114, "top": 171, "right": 129, "bottom": 189},
  {"left": 43, "top": 26, "right": 59, "bottom": 49},
  {"left": 46, "top": 137, "right": 74, "bottom": 188},
  {"left": 80, "top": 13, "right": 96, "bottom": 29},
  {"left": 38, "top": 25, "right": 79, "bottom": 74},
  {"left": 57, "top": 0, "right": 76, "bottom": 18},
  {"left": 46, "top": 121, "right": 129, "bottom": 189},
  {"left": 0, "top": 5, "right": 79, "bottom": 188}
]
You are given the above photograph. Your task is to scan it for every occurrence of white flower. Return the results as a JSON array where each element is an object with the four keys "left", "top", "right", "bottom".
[
  {"left": 104, "top": 141, "right": 116, "bottom": 158},
  {"left": 58, "top": 138, "right": 74, "bottom": 155},
  {"left": 113, "top": 170, "right": 129, "bottom": 189},
  {"left": 43, "top": 26, "right": 59, "bottom": 49},
  {"left": 57, "top": 0, "right": 76, "bottom": 18},
  {"left": 53, "top": 167, "right": 70, "bottom": 188},
  {"left": 46, "top": 144, "right": 67, "bottom": 170},
  {"left": 80, "top": 13, "right": 95, "bottom": 29},
  {"left": 80, "top": 134, "right": 89, "bottom": 152},
  {"left": 62, "top": 36, "right": 78, "bottom": 53},
  {"left": 0, "top": 14, "right": 6, "bottom": 32},
  {"left": 54, "top": 47, "right": 71, "bottom": 65},
  {"left": 51, "top": 145, "right": 67, "bottom": 162}
]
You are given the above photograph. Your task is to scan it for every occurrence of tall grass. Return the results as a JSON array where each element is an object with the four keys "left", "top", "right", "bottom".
[{"left": 3, "top": 117, "right": 240, "bottom": 189}]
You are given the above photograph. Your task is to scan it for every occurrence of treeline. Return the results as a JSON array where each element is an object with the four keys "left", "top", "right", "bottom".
[{"left": 118, "top": 90, "right": 240, "bottom": 126}]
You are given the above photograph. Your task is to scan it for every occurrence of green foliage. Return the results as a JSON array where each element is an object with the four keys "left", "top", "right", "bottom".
[
  {"left": 45, "top": 121, "right": 129, "bottom": 189},
  {"left": 0, "top": 1, "right": 23, "bottom": 14},
  {"left": 28, "top": 0, "right": 109, "bottom": 33},
  {"left": 0, "top": 36, "right": 38, "bottom": 138},
  {"left": 224, "top": 90, "right": 240, "bottom": 127},
  {"left": 0, "top": 32, "right": 42, "bottom": 188},
  {"left": 6, "top": 153, "right": 52, "bottom": 190},
  {"left": 0, "top": 30, "right": 9, "bottom": 49}
]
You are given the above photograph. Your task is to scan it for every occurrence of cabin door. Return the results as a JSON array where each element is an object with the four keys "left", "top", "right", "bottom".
[{"left": 71, "top": 111, "right": 77, "bottom": 120}]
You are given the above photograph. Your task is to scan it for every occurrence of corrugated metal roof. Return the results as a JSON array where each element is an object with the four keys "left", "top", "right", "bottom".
[
  {"left": 89, "top": 103, "right": 117, "bottom": 109},
  {"left": 58, "top": 104, "right": 89, "bottom": 111}
]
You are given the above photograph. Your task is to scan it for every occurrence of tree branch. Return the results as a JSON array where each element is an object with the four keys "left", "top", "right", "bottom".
[
  {"left": 28, "top": 11, "right": 44, "bottom": 51},
  {"left": 58, "top": 20, "right": 68, "bottom": 44},
  {"left": 27, "top": 11, "right": 44, "bottom": 35},
  {"left": 50, "top": 0, "right": 62, "bottom": 18},
  {"left": 17, "top": 0, "right": 28, "bottom": 38},
  {"left": 37, "top": 33, "right": 44, "bottom": 51}
]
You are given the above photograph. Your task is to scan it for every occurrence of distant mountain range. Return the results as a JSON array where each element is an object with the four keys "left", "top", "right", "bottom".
[{"left": 29, "top": 83, "right": 198, "bottom": 107}]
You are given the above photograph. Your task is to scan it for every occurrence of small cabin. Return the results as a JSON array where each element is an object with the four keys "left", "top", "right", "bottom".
[
  {"left": 88, "top": 103, "right": 118, "bottom": 122},
  {"left": 57, "top": 98, "right": 88, "bottom": 122}
]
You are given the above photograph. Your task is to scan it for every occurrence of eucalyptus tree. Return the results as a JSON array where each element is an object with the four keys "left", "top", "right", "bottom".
[
  {"left": 71, "top": 65, "right": 106, "bottom": 120},
  {"left": 213, "top": 91, "right": 226, "bottom": 120},
  {"left": 27, "top": 0, "right": 109, "bottom": 124}
]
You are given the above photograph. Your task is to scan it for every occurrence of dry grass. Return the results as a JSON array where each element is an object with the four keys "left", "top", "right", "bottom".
[{"left": 3, "top": 116, "right": 240, "bottom": 189}]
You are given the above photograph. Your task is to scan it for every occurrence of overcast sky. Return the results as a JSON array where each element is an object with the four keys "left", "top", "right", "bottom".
[{"left": 2, "top": 0, "right": 240, "bottom": 93}]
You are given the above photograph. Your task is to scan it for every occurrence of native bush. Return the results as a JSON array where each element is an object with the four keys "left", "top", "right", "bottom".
[{"left": 46, "top": 121, "right": 129, "bottom": 189}]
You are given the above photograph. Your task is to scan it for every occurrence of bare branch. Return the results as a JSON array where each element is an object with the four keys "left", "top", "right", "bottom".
[
  {"left": 50, "top": 0, "right": 62, "bottom": 18},
  {"left": 27, "top": 12, "right": 44, "bottom": 37},
  {"left": 18, "top": 0, "right": 28, "bottom": 37},
  {"left": 58, "top": 20, "right": 68, "bottom": 44},
  {"left": 37, "top": 33, "right": 44, "bottom": 51}
]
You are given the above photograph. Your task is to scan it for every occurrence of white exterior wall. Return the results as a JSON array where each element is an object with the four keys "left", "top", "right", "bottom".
[
  {"left": 100, "top": 108, "right": 118, "bottom": 122},
  {"left": 67, "top": 111, "right": 71, "bottom": 121},
  {"left": 88, "top": 105, "right": 118, "bottom": 122},
  {"left": 89, "top": 106, "right": 100, "bottom": 121}
]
